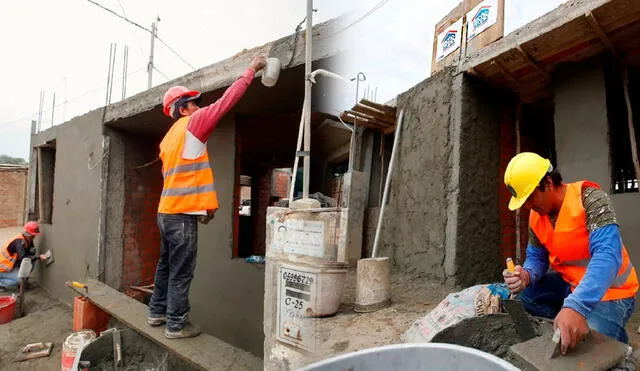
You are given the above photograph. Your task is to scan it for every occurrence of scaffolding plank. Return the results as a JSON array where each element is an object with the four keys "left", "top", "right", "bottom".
[{"left": 70, "top": 279, "right": 261, "bottom": 371}]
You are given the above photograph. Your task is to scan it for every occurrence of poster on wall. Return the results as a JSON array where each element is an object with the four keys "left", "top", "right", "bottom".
[
  {"left": 435, "top": 18, "right": 463, "bottom": 62},
  {"left": 467, "top": 0, "right": 499, "bottom": 41}
]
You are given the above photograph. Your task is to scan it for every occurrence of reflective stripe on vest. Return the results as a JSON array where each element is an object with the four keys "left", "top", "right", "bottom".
[
  {"left": 560, "top": 258, "right": 635, "bottom": 288},
  {"left": 529, "top": 181, "right": 639, "bottom": 301},
  {"left": 158, "top": 116, "right": 219, "bottom": 214},
  {"left": 0, "top": 234, "right": 22, "bottom": 273}
]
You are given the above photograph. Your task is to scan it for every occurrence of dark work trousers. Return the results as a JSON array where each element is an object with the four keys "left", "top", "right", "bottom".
[{"left": 148, "top": 213, "right": 198, "bottom": 332}]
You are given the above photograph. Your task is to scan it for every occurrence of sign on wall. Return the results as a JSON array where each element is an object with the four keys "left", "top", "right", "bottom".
[
  {"left": 276, "top": 265, "right": 318, "bottom": 350},
  {"left": 272, "top": 219, "right": 325, "bottom": 257},
  {"left": 467, "top": 0, "right": 499, "bottom": 41},
  {"left": 435, "top": 18, "right": 463, "bottom": 62}
]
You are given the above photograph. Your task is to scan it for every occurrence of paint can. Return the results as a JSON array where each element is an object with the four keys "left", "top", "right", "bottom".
[
  {"left": 261, "top": 57, "right": 281, "bottom": 87},
  {"left": 354, "top": 257, "right": 391, "bottom": 313},
  {"left": 61, "top": 329, "right": 96, "bottom": 371}
]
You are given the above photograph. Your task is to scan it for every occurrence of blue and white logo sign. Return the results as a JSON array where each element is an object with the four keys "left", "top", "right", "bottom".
[
  {"left": 436, "top": 18, "right": 463, "bottom": 62},
  {"left": 467, "top": 0, "right": 498, "bottom": 41}
]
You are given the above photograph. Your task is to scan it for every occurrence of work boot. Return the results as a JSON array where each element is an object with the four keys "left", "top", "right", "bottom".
[
  {"left": 164, "top": 323, "right": 201, "bottom": 339},
  {"left": 147, "top": 315, "right": 167, "bottom": 327}
]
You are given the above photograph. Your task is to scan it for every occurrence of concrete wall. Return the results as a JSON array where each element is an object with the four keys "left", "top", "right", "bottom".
[
  {"left": 453, "top": 75, "right": 511, "bottom": 286},
  {"left": 0, "top": 167, "right": 27, "bottom": 227},
  {"left": 553, "top": 58, "right": 640, "bottom": 278},
  {"left": 189, "top": 114, "right": 265, "bottom": 357},
  {"left": 376, "top": 68, "right": 456, "bottom": 280},
  {"left": 29, "top": 109, "right": 105, "bottom": 304},
  {"left": 554, "top": 58, "right": 611, "bottom": 187}
]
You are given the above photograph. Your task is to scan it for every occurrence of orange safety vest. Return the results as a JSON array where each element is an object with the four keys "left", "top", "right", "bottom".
[
  {"left": 529, "top": 181, "right": 638, "bottom": 301},
  {"left": 0, "top": 234, "right": 23, "bottom": 272},
  {"left": 158, "top": 116, "right": 219, "bottom": 214}
]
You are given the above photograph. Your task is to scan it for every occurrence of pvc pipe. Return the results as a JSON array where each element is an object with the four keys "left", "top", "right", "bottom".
[
  {"left": 302, "top": 0, "right": 313, "bottom": 200},
  {"left": 371, "top": 110, "right": 404, "bottom": 258}
]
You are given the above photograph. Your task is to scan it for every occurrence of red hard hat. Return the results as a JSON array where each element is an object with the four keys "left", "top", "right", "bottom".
[
  {"left": 24, "top": 221, "right": 41, "bottom": 236},
  {"left": 162, "top": 86, "right": 201, "bottom": 117}
]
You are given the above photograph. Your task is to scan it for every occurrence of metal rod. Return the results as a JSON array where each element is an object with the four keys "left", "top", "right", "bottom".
[
  {"left": 122, "top": 45, "right": 128, "bottom": 100},
  {"left": 50, "top": 93, "right": 56, "bottom": 128},
  {"left": 371, "top": 110, "right": 404, "bottom": 258},
  {"left": 147, "top": 19, "right": 158, "bottom": 89},
  {"left": 515, "top": 100, "right": 522, "bottom": 264},
  {"left": 289, "top": 99, "right": 307, "bottom": 204},
  {"left": 302, "top": 0, "right": 313, "bottom": 200}
]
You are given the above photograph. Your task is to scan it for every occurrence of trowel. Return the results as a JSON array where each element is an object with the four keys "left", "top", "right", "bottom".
[
  {"left": 502, "top": 258, "right": 536, "bottom": 341},
  {"left": 42, "top": 249, "right": 54, "bottom": 266}
]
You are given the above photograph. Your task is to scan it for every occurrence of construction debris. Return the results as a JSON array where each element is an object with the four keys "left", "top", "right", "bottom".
[{"left": 15, "top": 342, "right": 53, "bottom": 362}]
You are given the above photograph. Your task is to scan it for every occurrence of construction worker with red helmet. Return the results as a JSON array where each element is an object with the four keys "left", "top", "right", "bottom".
[
  {"left": 0, "top": 221, "right": 50, "bottom": 290},
  {"left": 502, "top": 152, "right": 638, "bottom": 355},
  {"left": 147, "top": 55, "right": 266, "bottom": 339}
]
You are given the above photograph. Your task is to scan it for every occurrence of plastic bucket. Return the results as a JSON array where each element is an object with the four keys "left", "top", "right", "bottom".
[
  {"left": 0, "top": 296, "right": 16, "bottom": 324},
  {"left": 61, "top": 329, "right": 96, "bottom": 371},
  {"left": 261, "top": 57, "right": 281, "bottom": 87},
  {"left": 299, "top": 343, "right": 520, "bottom": 371}
]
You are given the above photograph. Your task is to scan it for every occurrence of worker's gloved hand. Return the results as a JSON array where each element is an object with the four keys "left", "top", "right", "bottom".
[
  {"left": 502, "top": 265, "right": 530, "bottom": 294},
  {"left": 251, "top": 56, "right": 267, "bottom": 73},
  {"left": 554, "top": 307, "right": 590, "bottom": 355}
]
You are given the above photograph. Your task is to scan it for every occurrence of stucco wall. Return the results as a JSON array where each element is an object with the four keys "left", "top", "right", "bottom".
[{"left": 29, "top": 109, "right": 105, "bottom": 304}]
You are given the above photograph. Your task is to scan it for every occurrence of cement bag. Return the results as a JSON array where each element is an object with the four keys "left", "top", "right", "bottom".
[{"left": 403, "top": 283, "right": 509, "bottom": 343}]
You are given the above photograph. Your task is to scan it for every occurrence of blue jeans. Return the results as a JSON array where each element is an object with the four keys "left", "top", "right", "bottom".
[
  {"left": 520, "top": 272, "right": 635, "bottom": 344},
  {"left": 148, "top": 213, "right": 198, "bottom": 331},
  {"left": 0, "top": 260, "right": 37, "bottom": 289}
]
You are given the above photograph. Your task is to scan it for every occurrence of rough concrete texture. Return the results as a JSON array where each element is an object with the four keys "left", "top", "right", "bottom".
[
  {"left": 103, "top": 128, "right": 125, "bottom": 290},
  {"left": 452, "top": 75, "right": 512, "bottom": 286},
  {"left": 376, "top": 67, "right": 457, "bottom": 280},
  {"left": 29, "top": 109, "right": 105, "bottom": 305},
  {"left": 0, "top": 167, "right": 27, "bottom": 228},
  {"left": 554, "top": 57, "right": 610, "bottom": 188}
]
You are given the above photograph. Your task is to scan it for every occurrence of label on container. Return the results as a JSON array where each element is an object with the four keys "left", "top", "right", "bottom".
[
  {"left": 272, "top": 219, "right": 325, "bottom": 258},
  {"left": 276, "top": 265, "right": 317, "bottom": 350}
]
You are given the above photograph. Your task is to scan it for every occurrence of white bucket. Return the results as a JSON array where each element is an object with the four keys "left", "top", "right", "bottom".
[
  {"left": 261, "top": 57, "right": 281, "bottom": 87},
  {"left": 61, "top": 329, "right": 96, "bottom": 371}
]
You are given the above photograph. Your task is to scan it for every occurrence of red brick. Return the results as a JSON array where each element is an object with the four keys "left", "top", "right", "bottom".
[{"left": 0, "top": 167, "right": 27, "bottom": 227}]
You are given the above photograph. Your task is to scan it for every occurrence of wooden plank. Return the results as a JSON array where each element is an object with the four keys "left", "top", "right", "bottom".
[
  {"left": 491, "top": 59, "right": 520, "bottom": 87},
  {"left": 342, "top": 115, "right": 389, "bottom": 130},
  {"left": 344, "top": 110, "right": 391, "bottom": 127},
  {"left": 70, "top": 279, "right": 262, "bottom": 371},
  {"left": 465, "top": 0, "right": 506, "bottom": 56},
  {"left": 431, "top": 2, "right": 466, "bottom": 74},
  {"left": 460, "top": 0, "right": 611, "bottom": 72},
  {"left": 516, "top": 46, "right": 551, "bottom": 81},
  {"left": 586, "top": 11, "right": 619, "bottom": 58},
  {"left": 360, "top": 99, "right": 397, "bottom": 116},
  {"left": 354, "top": 103, "right": 396, "bottom": 123}
]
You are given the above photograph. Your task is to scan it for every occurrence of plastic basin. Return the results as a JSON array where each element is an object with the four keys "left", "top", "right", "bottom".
[{"left": 0, "top": 296, "right": 16, "bottom": 325}]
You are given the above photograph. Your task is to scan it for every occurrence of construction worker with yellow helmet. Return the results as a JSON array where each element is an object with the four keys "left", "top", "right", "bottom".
[
  {"left": 503, "top": 152, "right": 638, "bottom": 354},
  {"left": 147, "top": 55, "right": 266, "bottom": 339}
]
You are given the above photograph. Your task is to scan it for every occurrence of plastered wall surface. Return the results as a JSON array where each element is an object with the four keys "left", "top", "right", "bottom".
[{"left": 30, "top": 110, "right": 104, "bottom": 304}]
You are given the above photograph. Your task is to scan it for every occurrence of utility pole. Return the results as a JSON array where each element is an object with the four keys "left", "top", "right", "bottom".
[
  {"left": 147, "top": 17, "right": 160, "bottom": 89},
  {"left": 302, "top": 0, "right": 313, "bottom": 200}
]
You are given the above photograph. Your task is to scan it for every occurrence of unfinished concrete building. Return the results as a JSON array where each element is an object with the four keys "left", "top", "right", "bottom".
[
  {"left": 262, "top": 0, "right": 640, "bottom": 368},
  {"left": 26, "top": 19, "right": 352, "bottom": 363}
]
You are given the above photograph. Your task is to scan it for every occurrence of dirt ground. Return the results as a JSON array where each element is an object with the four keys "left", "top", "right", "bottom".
[
  {"left": 0, "top": 227, "right": 73, "bottom": 370},
  {"left": 0, "top": 287, "right": 72, "bottom": 370}
]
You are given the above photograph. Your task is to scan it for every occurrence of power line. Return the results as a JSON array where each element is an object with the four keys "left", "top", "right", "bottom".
[
  {"left": 330, "top": 0, "right": 391, "bottom": 37},
  {"left": 153, "top": 66, "right": 171, "bottom": 81},
  {"left": 116, "top": 0, "right": 146, "bottom": 59},
  {"left": 0, "top": 67, "right": 146, "bottom": 127},
  {"left": 83, "top": 0, "right": 196, "bottom": 71}
]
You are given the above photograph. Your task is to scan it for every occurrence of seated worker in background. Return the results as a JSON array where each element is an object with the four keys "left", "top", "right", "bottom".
[
  {"left": 0, "top": 221, "right": 49, "bottom": 290},
  {"left": 502, "top": 152, "right": 638, "bottom": 354}
]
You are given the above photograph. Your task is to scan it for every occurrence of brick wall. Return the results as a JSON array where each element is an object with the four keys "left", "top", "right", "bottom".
[
  {"left": 0, "top": 167, "right": 27, "bottom": 228},
  {"left": 251, "top": 168, "right": 272, "bottom": 257},
  {"left": 120, "top": 139, "right": 163, "bottom": 290},
  {"left": 271, "top": 170, "right": 289, "bottom": 199}
]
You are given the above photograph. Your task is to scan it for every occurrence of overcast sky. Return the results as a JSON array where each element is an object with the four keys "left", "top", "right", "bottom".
[{"left": 0, "top": 0, "right": 567, "bottom": 160}]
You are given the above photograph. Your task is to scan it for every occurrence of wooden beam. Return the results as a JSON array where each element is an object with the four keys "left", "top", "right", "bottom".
[
  {"left": 516, "top": 46, "right": 551, "bottom": 81},
  {"left": 342, "top": 114, "right": 389, "bottom": 130},
  {"left": 354, "top": 104, "right": 396, "bottom": 124},
  {"left": 359, "top": 99, "right": 396, "bottom": 115},
  {"left": 585, "top": 11, "right": 619, "bottom": 59},
  {"left": 491, "top": 59, "right": 521, "bottom": 87},
  {"left": 344, "top": 110, "right": 391, "bottom": 127},
  {"left": 622, "top": 68, "right": 640, "bottom": 182}
]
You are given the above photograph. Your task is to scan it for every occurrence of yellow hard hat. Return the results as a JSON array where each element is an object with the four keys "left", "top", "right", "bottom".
[{"left": 504, "top": 152, "right": 552, "bottom": 211}]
